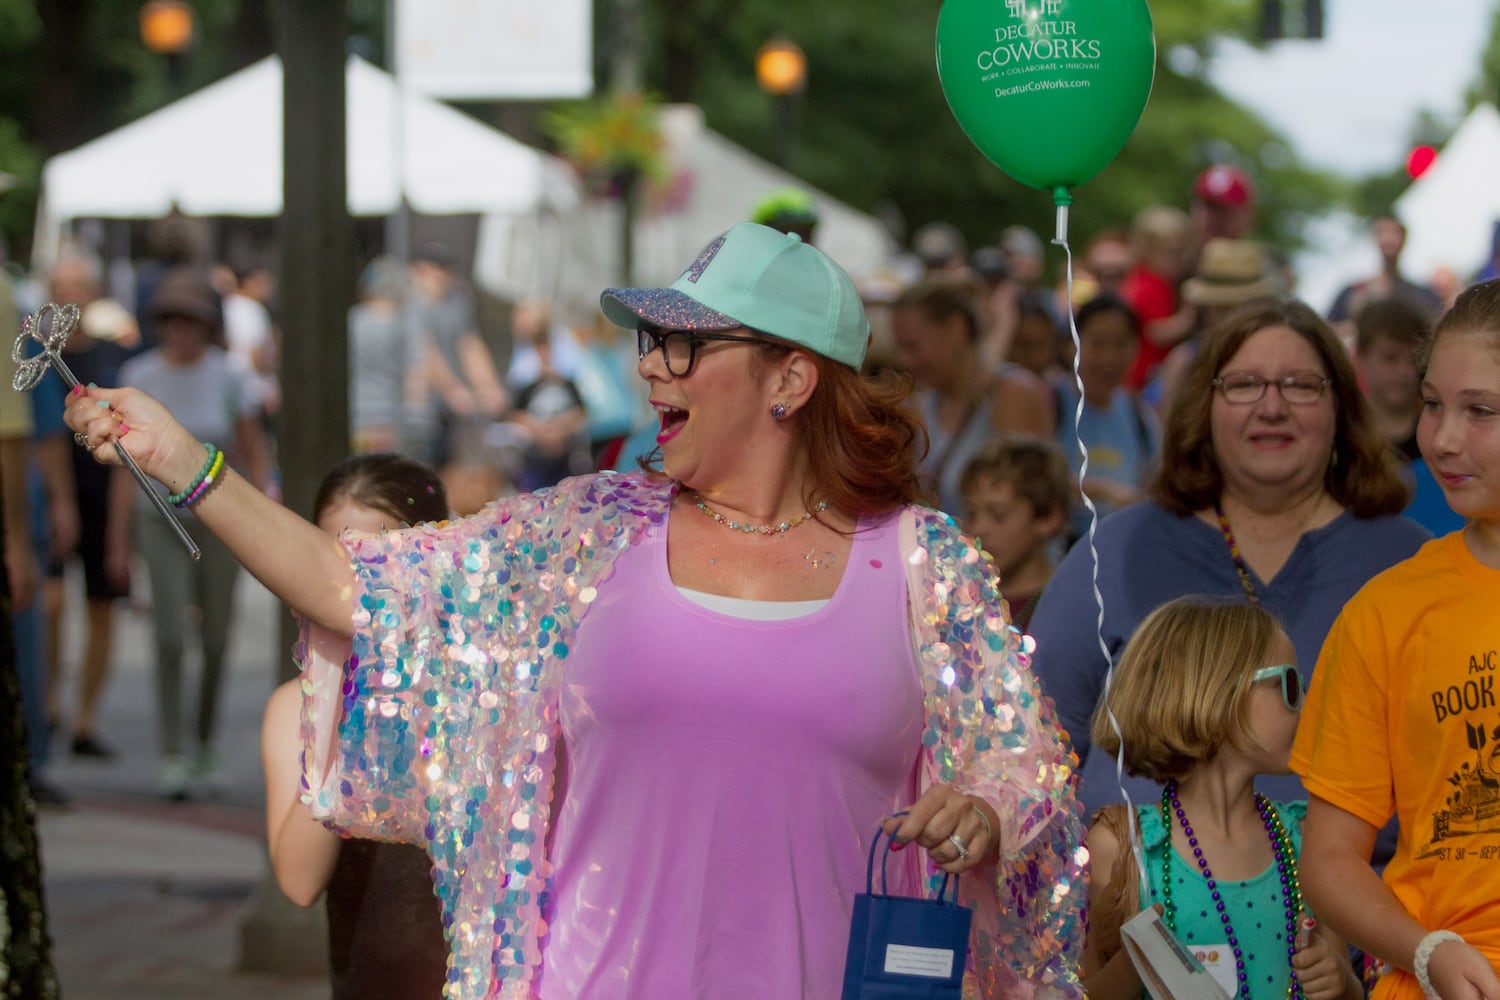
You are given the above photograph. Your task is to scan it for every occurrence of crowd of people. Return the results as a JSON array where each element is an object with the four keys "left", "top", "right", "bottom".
[{"left": 13, "top": 161, "right": 1500, "bottom": 998}]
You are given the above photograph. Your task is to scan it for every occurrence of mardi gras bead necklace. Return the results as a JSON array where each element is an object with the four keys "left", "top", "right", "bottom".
[{"left": 1161, "top": 781, "right": 1305, "bottom": 999}]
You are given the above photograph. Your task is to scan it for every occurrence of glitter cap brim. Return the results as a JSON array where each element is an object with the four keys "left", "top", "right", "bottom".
[{"left": 600, "top": 288, "right": 743, "bottom": 332}]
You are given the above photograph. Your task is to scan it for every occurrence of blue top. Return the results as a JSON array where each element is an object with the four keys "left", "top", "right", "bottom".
[
  {"left": 1053, "top": 380, "right": 1160, "bottom": 538},
  {"left": 1139, "top": 800, "right": 1307, "bottom": 1000},
  {"left": 1028, "top": 501, "right": 1430, "bottom": 824},
  {"left": 1403, "top": 456, "right": 1466, "bottom": 537}
]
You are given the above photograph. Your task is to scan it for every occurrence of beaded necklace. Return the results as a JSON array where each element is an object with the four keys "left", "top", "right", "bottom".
[
  {"left": 1161, "top": 781, "right": 1304, "bottom": 1000},
  {"left": 692, "top": 493, "right": 830, "bottom": 535},
  {"left": 1213, "top": 504, "right": 1260, "bottom": 606}
]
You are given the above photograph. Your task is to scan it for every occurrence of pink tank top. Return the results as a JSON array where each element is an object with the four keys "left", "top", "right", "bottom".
[{"left": 538, "top": 508, "right": 924, "bottom": 999}]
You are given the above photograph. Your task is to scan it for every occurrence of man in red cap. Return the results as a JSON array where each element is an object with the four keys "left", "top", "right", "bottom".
[{"left": 1191, "top": 164, "right": 1257, "bottom": 247}]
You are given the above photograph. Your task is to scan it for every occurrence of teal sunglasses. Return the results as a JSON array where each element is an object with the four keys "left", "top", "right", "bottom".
[{"left": 1252, "top": 664, "right": 1304, "bottom": 712}]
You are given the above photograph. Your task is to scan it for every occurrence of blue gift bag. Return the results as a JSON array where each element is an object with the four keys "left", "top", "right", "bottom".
[{"left": 841, "top": 819, "right": 973, "bottom": 999}]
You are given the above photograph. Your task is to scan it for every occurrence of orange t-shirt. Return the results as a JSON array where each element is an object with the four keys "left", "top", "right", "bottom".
[{"left": 1292, "top": 531, "right": 1500, "bottom": 999}]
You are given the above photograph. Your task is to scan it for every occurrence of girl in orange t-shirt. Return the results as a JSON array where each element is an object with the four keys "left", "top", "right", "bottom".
[{"left": 1295, "top": 279, "right": 1500, "bottom": 1000}]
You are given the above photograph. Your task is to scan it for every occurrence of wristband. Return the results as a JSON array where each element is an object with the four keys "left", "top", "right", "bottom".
[{"left": 1414, "top": 928, "right": 1464, "bottom": 998}]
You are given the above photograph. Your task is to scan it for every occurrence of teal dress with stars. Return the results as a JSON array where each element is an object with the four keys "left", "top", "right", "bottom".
[{"left": 1137, "top": 799, "right": 1306, "bottom": 1000}]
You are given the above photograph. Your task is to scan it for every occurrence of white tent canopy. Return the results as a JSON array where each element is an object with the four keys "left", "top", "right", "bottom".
[
  {"left": 38, "top": 54, "right": 577, "bottom": 252},
  {"left": 1394, "top": 102, "right": 1500, "bottom": 283},
  {"left": 476, "top": 105, "right": 897, "bottom": 313}
]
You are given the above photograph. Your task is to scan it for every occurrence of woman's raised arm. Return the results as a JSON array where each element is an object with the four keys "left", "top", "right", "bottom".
[{"left": 64, "top": 385, "right": 356, "bottom": 635}]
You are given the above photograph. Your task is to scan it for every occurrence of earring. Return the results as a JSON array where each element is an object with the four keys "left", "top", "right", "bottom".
[
  {"left": 1329, "top": 446, "right": 1339, "bottom": 468},
  {"left": 770, "top": 402, "right": 789, "bottom": 419}
]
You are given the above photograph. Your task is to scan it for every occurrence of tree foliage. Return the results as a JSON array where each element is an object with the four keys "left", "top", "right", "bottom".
[
  {"left": 0, "top": 0, "right": 1348, "bottom": 262},
  {"left": 1466, "top": 1, "right": 1500, "bottom": 110},
  {"left": 628, "top": 0, "right": 1340, "bottom": 260}
]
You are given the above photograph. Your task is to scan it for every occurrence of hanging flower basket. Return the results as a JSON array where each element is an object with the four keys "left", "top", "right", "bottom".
[{"left": 544, "top": 91, "right": 669, "bottom": 200}]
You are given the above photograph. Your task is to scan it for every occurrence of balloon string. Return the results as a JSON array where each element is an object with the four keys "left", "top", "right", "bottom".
[{"left": 1050, "top": 234, "right": 1148, "bottom": 895}]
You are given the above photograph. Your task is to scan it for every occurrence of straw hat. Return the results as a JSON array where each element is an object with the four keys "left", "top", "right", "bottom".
[{"left": 1181, "top": 239, "right": 1278, "bottom": 307}]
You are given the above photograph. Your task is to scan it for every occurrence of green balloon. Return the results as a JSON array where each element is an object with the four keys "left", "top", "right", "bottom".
[{"left": 936, "top": 0, "right": 1156, "bottom": 194}]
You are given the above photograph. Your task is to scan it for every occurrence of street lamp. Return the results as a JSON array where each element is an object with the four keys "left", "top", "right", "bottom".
[
  {"left": 756, "top": 37, "right": 806, "bottom": 168},
  {"left": 140, "top": 0, "right": 194, "bottom": 93}
]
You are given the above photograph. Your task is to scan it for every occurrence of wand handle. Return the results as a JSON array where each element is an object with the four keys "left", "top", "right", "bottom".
[{"left": 51, "top": 353, "right": 201, "bottom": 561}]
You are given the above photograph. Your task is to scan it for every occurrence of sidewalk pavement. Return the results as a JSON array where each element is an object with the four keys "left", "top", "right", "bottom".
[{"left": 34, "top": 569, "right": 332, "bottom": 999}]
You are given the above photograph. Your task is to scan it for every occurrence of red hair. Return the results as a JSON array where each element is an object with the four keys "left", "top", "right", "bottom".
[
  {"left": 799, "top": 354, "right": 930, "bottom": 517},
  {"left": 740, "top": 340, "right": 928, "bottom": 516}
]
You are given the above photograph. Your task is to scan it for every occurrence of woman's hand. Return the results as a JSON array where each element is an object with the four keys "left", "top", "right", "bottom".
[
  {"left": 884, "top": 784, "right": 1000, "bottom": 875},
  {"left": 64, "top": 385, "right": 207, "bottom": 492},
  {"left": 1426, "top": 938, "right": 1500, "bottom": 1000}
]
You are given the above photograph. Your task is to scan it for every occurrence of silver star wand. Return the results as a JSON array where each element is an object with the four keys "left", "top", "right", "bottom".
[{"left": 14, "top": 303, "right": 200, "bottom": 559}]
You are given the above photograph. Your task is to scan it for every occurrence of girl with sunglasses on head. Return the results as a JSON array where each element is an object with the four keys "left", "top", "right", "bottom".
[
  {"left": 1295, "top": 280, "right": 1500, "bottom": 1000},
  {"left": 64, "top": 223, "right": 1085, "bottom": 999},
  {"left": 1084, "top": 597, "right": 1363, "bottom": 1000}
]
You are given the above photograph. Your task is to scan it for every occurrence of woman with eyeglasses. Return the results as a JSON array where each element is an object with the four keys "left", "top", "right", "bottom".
[
  {"left": 63, "top": 223, "right": 1085, "bottom": 999},
  {"left": 1028, "top": 299, "right": 1429, "bottom": 865},
  {"left": 1083, "top": 597, "right": 1364, "bottom": 1000}
]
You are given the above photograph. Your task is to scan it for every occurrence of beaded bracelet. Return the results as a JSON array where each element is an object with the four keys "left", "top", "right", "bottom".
[
  {"left": 179, "top": 448, "right": 224, "bottom": 508},
  {"left": 1414, "top": 928, "right": 1464, "bottom": 998},
  {"left": 168, "top": 443, "right": 222, "bottom": 509}
]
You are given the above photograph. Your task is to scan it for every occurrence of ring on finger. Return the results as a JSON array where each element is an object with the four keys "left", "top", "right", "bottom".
[
  {"left": 73, "top": 431, "right": 89, "bottom": 449},
  {"left": 947, "top": 832, "right": 970, "bottom": 861}
]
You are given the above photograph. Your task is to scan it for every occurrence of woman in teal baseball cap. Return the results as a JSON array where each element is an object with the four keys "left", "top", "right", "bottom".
[{"left": 65, "top": 223, "right": 1085, "bottom": 999}]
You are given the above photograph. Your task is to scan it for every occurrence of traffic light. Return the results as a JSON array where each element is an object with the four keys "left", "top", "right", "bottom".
[{"left": 1260, "top": 0, "right": 1324, "bottom": 40}]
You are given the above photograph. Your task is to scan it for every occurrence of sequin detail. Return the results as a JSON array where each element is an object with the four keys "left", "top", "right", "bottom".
[
  {"left": 905, "top": 507, "right": 1086, "bottom": 998},
  {"left": 299, "top": 474, "right": 1085, "bottom": 999},
  {"left": 601, "top": 286, "right": 739, "bottom": 331}
]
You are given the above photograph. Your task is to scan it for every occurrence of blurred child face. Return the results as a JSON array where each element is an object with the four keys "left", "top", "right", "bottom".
[
  {"left": 1418, "top": 330, "right": 1500, "bottom": 524},
  {"left": 1358, "top": 333, "right": 1419, "bottom": 414},
  {"left": 317, "top": 498, "right": 400, "bottom": 536},
  {"left": 1009, "top": 312, "right": 1060, "bottom": 378},
  {"left": 1078, "top": 309, "right": 1138, "bottom": 396},
  {"left": 1239, "top": 629, "right": 1300, "bottom": 774},
  {"left": 961, "top": 474, "right": 1058, "bottom": 581}
]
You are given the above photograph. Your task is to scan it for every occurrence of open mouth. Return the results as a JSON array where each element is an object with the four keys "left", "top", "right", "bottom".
[{"left": 654, "top": 403, "right": 688, "bottom": 444}]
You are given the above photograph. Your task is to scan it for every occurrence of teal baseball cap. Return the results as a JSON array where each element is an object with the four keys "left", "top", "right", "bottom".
[{"left": 600, "top": 222, "right": 870, "bottom": 369}]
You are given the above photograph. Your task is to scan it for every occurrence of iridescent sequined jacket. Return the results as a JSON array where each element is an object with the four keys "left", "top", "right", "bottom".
[{"left": 300, "top": 472, "right": 1086, "bottom": 999}]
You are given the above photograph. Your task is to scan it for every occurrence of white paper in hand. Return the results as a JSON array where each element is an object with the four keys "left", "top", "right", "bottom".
[{"left": 1118, "top": 907, "right": 1234, "bottom": 1000}]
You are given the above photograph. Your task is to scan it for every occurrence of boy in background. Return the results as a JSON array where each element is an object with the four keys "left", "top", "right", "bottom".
[
  {"left": 1354, "top": 297, "right": 1464, "bottom": 536},
  {"left": 959, "top": 434, "right": 1070, "bottom": 632}
]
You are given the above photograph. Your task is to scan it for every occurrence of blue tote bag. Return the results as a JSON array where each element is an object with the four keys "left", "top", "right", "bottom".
[{"left": 841, "top": 818, "right": 973, "bottom": 999}]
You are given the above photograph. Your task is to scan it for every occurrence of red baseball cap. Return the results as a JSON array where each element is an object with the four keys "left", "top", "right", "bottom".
[{"left": 1194, "top": 165, "right": 1255, "bottom": 207}]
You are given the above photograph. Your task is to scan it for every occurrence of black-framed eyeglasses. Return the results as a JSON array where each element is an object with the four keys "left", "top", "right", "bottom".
[
  {"left": 1251, "top": 663, "right": 1305, "bottom": 712},
  {"left": 1212, "top": 373, "right": 1332, "bottom": 405},
  {"left": 636, "top": 324, "right": 766, "bottom": 377}
]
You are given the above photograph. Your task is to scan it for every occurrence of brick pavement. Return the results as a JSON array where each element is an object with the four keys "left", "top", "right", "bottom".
[{"left": 33, "top": 570, "right": 330, "bottom": 999}]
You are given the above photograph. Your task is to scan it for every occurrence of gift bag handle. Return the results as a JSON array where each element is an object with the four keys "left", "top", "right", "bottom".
[{"left": 868, "top": 811, "right": 959, "bottom": 905}]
